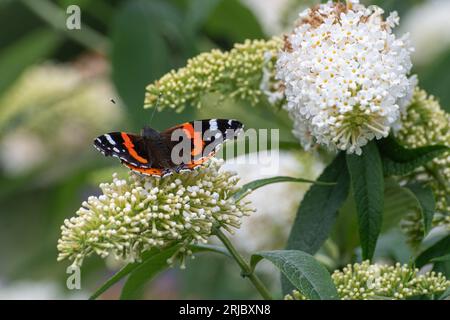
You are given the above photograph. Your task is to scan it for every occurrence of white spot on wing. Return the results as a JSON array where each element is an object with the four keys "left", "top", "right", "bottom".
[
  {"left": 209, "top": 119, "right": 218, "bottom": 130},
  {"left": 104, "top": 134, "right": 116, "bottom": 145}
]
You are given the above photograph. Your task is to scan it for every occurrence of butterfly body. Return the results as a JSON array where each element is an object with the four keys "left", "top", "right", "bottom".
[{"left": 94, "top": 119, "right": 243, "bottom": 177}]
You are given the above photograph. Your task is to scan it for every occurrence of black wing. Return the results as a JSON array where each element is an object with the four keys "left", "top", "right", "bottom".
[
  {"left": 93, "top": 132, "right": 154, "bottom": 168},
  {"left": 160, "top": 119, "right": 244, "bottom": 169}
]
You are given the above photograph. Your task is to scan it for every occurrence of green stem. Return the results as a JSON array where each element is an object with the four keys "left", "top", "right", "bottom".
[{"left": 212, "top": 227, "right": 273, "bottom": 300}]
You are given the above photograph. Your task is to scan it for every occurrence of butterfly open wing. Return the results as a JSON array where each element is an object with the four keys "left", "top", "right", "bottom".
[
  {"left": 94, "top": 119, "right": 243, "bottom": 177},
  {"left": 160, "top": 119, "right": 243, "bottom": 171}
]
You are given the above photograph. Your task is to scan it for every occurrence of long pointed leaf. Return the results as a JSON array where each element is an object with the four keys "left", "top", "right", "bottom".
[
  {"left": 233, "top": 176, "right": 334, "bottom": 201},
  {"left": 252, "top": 250, "right": 338, "bottom": 300},
  {"left": 405, "top": 183, "right": 435, "bottom": 237},
  {"left": 431, "top": 254, "right": 450, "bottom": 263},
  {"left": 120, "top": 246, "right": 181, "bottom": 299},
  {"left": 416, "top": 235, "right": 450, "bottom": 268},
  {"left": 346, "top": 141, "right": 384, "bottom": 261},
  {"left": 286, "top": 153, "right": 350, "bottom": 254},
  {"left": 0, "top": 28, "right": 60, "bottom": 98},
  {"left": 120, "top": 243, "right": 230, "bottom": 299},
  {"left": 378, "top": 136, "right": 448, "bottom": 176},
  {"left": 89, "top": 246, "right": 178, "bottom": 300},
  {"left": 282, "top": 152, "right": 349, "bottom": 294},
  {"left": 439, "top": 287, "right": 450, "bottom": 300}
]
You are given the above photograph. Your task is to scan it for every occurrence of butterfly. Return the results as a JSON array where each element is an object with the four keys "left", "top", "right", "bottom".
[{"left": 93, "top": 119, "right": 243, "bottom": 177}]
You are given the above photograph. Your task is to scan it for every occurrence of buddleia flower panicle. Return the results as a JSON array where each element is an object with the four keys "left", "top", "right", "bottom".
[
  {"left": 276, "top": 0, "right": 415, "bottom": 155},
  {"left": 396, "top": 88, "right": 450, "bottom": 243},
  {"left": 144, "top": 38, "right": 283, "bottom": 112},
  {"left": 57, "top": 159, "right": 254, "bottom": 268},
  {"left": 285, "top": 260, "right": 449, "bottom": 300}
]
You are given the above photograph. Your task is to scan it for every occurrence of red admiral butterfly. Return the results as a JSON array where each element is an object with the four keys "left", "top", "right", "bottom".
[{"left": 94, "top": 119, "right": 243, "bottom": 177}]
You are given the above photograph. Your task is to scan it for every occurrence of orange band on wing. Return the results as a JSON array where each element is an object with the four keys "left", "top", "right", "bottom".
[
  {"left": 186, "top": 154, "right": 213, "bottom": 169},
  {"left": 121, "top": 132, "right": 148, "bottom": 164},
  {"left": 181, "top": 123, "right": 205, "bottom": 156},
  {"left": 123, "top": 162, "right": 163, "bottom": 176}
]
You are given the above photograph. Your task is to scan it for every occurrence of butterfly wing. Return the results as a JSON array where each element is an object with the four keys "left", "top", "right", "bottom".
[
  {"left": 120, "top": 162, "right": 169, "bottom": 177},
  {"left": 160, "top": 119, "right": 243, "bottom": 170},
  {"left": 94, "top": 132, "right": 169, "bottom": 177},
  {"left": 94, "top": 119, "right": 243, "bottom": 176}
]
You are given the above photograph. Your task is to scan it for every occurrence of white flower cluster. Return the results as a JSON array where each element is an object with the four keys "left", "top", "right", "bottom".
[
  {"left": 276, "top": 0, "right": 415, "bottom": 155},
  {"left": 57, "top": 159, "right": 254, "bottom": 267}
]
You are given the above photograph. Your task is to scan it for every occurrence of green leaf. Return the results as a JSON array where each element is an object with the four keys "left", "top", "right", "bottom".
[
  {"left": 111, "top": 0, "right": 198, "bottom": 131},
  {"left": 0, "top": 28, "right": 60, "bottom": 96},
  {"left": 120, "top": 246, "right": 181, "bottom": 299},
  {"left": 251, "top": 250, "right": 338, "bottom": 300},
  {"left": 120, "top": 243, "right": 230, "bottom": 299},
  {"left": 286, "top": 153, "right": 350, "bottom": 255},
  {"left": 382, "top": 179, "right": 419, "bottom": 232},
  {"left": 431, "top": 254, "right": 450, "bottom": 263},
  {"left": 90, "top": 243, "right": 230, "bottom": 300},
  {"left": 89, "top": 246, "right": 179, "bottom": 300},
  {"left": 89, "top": 263, "right": 138, "bottom": 300},
  {"left": 373, "top": 230, "right": 412, "bottom": 264},
  {"left": 416, "top": 235, "right": 450, "bottom": 268},
  {"left": 111, "top": 0, "right": 175, "bottom": 128},
  {"left": 21, "top": 0, "right": 108, "bottom": 53},
  {"left": 405, "top": 183, "right": 435, "bottom": 236},
  {"left": 283, "top": 153, "right": 349, "bottom": 294},
  {"left": 419, "top": 48, "right": 450, "bottom": 113},
  {"left": 330, "top": 194, "right": 359, "bottom": 261},
  {"left": 434, "top": 261, "right": 450, "bottom": 279},
  {"left": 204, "top": 0, "right": 265, "bottom": 43},
  {"left": 332, "top": 179, "right": 416, "bottom": 262},
  {"left": 184, "top": 0, "right": 221, "bottom": 31},
  {"left": 346, "top": 141, "right": 384, "bottom": 261},
  {"left": 378, "top": 136, "right": 448, "bottom": 176},
  {"left": 439, "top": 287, "right": 450, "bottom": 300},
  {"left": 233, "top": 176, "right": 335, "bottom": 201}
]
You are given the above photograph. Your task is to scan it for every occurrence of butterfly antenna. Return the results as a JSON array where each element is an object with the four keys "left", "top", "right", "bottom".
[{"left": 148, "top": 93, "right": 162, "bottom": 126}]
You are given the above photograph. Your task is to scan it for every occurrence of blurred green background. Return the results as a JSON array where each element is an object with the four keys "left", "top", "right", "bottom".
[{"left": 0, "top": 0, "right": 449, "bottom": 299}]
